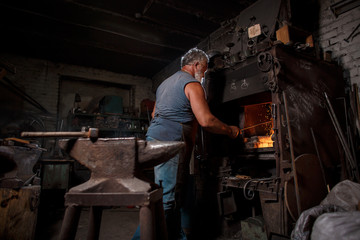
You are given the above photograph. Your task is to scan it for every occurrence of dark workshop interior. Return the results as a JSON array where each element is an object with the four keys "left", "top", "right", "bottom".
[{"left": 1, "top": 0, "right": 360, "bottom": 240}]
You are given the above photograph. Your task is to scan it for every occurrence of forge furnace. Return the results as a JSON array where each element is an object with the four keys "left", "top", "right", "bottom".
[{"left": 202, "top": 44, "right": 348, "bottom": 236}]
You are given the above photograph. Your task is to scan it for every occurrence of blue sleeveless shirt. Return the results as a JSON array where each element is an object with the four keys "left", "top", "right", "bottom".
[{"left": 146, "top": 70, "right": 199, "bottom": 141}]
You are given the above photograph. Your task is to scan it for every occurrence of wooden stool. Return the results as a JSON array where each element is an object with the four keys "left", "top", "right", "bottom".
[
  {"left": 54, "top": 137, "right": 184, "bottom": 240},
  {"left": 59, "top": 189, "right": 167, "bottom": 240}
]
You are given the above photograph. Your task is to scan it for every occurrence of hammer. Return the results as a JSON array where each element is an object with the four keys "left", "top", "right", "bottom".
[{"left": 21, "top": 128, "right": 99, "bottom": 138}]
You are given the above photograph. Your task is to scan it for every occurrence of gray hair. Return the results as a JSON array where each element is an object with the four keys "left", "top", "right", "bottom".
[{"left": 180, "top": 48, "right": 209, "bottom": 67}]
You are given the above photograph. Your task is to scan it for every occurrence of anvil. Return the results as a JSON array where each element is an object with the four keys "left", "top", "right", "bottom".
[
  {"left": 58, "top": 137, "right": 184, "bottom": 193},
  {"left": 0, "top": 146, "right": 42, "bottom": 188}
]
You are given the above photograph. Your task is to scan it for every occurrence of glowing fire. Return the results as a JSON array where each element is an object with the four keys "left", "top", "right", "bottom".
[
  {"left": 243, "top": 102, "right": 274, "bottom": 149},
  {"left": 244, "top": 129, "right": 274, "bottom": 148},
  {"left": 254, "top": 131, "right": 274, "bottom": 148}
]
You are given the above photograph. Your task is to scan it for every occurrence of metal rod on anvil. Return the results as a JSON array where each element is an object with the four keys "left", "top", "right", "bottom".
[
  {"left": 21, "top": 128, "right": 99, "bottom": 138},
  {"left": 240, "top": 121, "right": 272, "bottom": 132}
]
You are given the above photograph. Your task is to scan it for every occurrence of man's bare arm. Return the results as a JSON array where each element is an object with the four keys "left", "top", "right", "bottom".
[{"left": 185, "top": 82, "right": 240, "bottom": 138}]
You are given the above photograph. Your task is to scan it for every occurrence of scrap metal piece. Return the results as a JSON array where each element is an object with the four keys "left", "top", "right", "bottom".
[
  {"left": 0, "top": 146, "right": 42, "bottom": 188},
  {"left": 285, "top": 154, "right": 328, "bottom": 221},
  {"left": 257, "top": 51, "right": 273, "bottom": 72}
]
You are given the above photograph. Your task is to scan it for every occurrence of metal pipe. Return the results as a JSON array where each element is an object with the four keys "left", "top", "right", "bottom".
[
  {"left": 140, "top": 205, "right": 154, "bottom": 240},
  {"left": 87, "top": 206, "right": 103, "bottom": 240},
  {"left": 59, "top": 205, "right": 82, "bottom": 240},
  {"left": 21, "top": 131, "right": 87, "bottom": 137},
  {"left": 21, "top": 128, "right": 99, "bottom": 138},
  {"left": 282, "top": 91, "right": 302, "bottom": 217},
  {"left": 310, "top": 128, "right": 329, "bottom": 192}
]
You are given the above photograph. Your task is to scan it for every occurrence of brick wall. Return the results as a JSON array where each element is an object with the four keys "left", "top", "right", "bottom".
[
  {"left": 316, "top": 0, "right": 360, "bottom": 87},
  {"left": 1, "top": 53, "right": 154, "bottom": 131}
]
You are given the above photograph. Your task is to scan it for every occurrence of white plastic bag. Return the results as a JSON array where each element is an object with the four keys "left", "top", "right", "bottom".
[{"left": 311, "top": 211, "right": 360, "bottom": 240}]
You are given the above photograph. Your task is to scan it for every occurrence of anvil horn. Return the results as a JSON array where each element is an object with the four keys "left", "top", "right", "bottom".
[{"left": 137, "top": 140, "right": 185, "bottom": 168}]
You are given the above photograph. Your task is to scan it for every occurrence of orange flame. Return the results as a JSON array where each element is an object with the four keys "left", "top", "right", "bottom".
[{"left": 253, "top": 131, "right": 274, "bottom": 148}]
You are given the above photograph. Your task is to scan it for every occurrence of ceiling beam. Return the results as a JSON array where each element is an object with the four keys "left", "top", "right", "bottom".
[
  {"left": 68, "top": 0, "right": 204, "bottom": 40},
  {"left": 70, "top": 0, "right": 215, "bottom": 38},
  {"left": 3, "top": 25, "right": 174, "bottom": 64},
  {"left": 0, "top": 1, "right": 198, "bottom": 51},
  {"left": 155, "top": 0, "right": 254, "bottom": 23},
  {"left": 154, "top": 0, "right": 220, "bottom": 23}
]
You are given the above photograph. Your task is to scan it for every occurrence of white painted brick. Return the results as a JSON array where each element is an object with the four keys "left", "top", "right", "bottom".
[
  {"left": 344, "top": 59, "right": 353, "bottom": 69},
  {"left": 342, "top": 21, "right": 360, "bottom": 34},
  {"left": 350, "top": 75, "right": 360, "bottom": 86},
  {"left": 329, "top": 35, "right": 345, "bottom": 45},
  {"left": 345, "top": 32, "right": 360, "bottom": 45},
  {"left": 343, "top": 69, "right": 350, "bottom": 79},
  {"left": 319, "top": 11, "right": 336, "bottom": 27},
  {"left": 352, "top": 50, "right": 360, "bottom": 60},
  {"left": 343, "top": 8, "right": 360, "bottom": 22},
  {"left": 350, "top": 68, "right": 359, "bottom": 77},
  {"left": 331, "top": 42, "right": 341, "bottom": 52},
  {"left": 316, "top": 0, "right": 360, "bottom": 87},
  {"left": 340, "top": 38, "right": 353, "bottom": 49},
  {"left": 330, "top": 20, "right": 347, "bottom": 31},
  {"left": 321, "top": 30, "right": 339, "bottom": 41},
  {"left": 336, "top": 10, "right": 357, "bottom": 22},
  {"left": 347, "top": 43, "right": 360, "bottom": 54},
  {"left": 319, "top": 39, "right": 330, "bottom": 48},
  {"left": 342, "top": 62, "right": 356, "bottom": 71},
  {"left": 341, "top": 54, "right": 354, "bottom": 64},
  {"left": 328, "top": 15, "right": 355, "bottom": 29},
  {"left": 318, "top": 24, "right": 338, "bottom": 35}
]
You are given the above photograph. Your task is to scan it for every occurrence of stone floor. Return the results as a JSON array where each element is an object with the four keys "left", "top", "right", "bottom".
[
  {"left": 33, "top": 190, "right": 289, "bottom": 240},
  {"left": 75, "top": 207, "right": 139, "bottom": 240},
  {"left": 36, "top": 205, "right": 242, "bottom": 240},
  {"left": 34, "top": 190, "right": 139, "bottom": 240}
]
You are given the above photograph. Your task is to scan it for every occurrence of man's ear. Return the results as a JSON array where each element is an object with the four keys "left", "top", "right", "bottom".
[{"left": 194, "top": 61, "right": 200, "bottom": 69}]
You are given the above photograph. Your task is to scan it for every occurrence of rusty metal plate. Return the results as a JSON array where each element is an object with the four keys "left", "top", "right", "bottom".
[{"left": 285, "top": 154, "right": 328, "bottom": 220}]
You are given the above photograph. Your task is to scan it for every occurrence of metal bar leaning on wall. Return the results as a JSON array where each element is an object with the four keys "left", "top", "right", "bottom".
[
  {"left": 282, "top": 91, "right": 302, "bottom": 217},
  {"left": 324, "top": 92, "right": 360, "bottom": 182},
  {"left": 0, "top": 76, "right": 49, "bottom": 114}
]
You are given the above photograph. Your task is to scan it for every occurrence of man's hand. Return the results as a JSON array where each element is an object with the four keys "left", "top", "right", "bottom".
[{"left": 229, "top": 126, "right": 241, "bottom": 139}]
